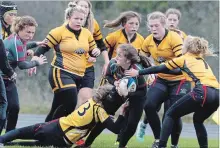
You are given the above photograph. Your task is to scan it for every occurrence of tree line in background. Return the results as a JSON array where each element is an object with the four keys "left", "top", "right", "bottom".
[{"left": 12, "top": 1, "right": 219, "bottom": 113}]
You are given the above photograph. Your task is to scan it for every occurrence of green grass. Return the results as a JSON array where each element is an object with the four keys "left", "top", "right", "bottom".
[{"left": 3, "top": 134, "right": 219, "bottom": 148}]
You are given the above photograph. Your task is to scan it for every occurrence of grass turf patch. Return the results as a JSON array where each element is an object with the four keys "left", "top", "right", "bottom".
[{"left": 3, "top": 133, "right": 219, "bottom": 148}]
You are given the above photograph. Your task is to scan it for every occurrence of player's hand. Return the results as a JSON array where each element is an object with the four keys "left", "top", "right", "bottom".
[
  {"left": 26, "top": 49, "right": 34, "bottom": 57},
  {"left": 114, "top": 80, "right": 120, "bottom": 87},
  {"left": 91, "top": 48, "right": 100, "bottom": 57},
  {"left": 87, "top": 57, "right": 96, "bottom": 63},
  {"left": 32, "top": 55, "right": 48, "bottom": 65},
  {"left": 102, "top": 62, "right": 109, "bottom": 75},
  {"left": 28, "top": 67, "right": 37, "bottom": 76},
  {"left": 9, "top": 72, "right": 17, "bottom": 81},
  {"left": 120, "top": 101, "right": 129, "bottom": 116},
  {"left": 36, "top": 39, "right": 48, "bottom": 47},
  {"left": 125, "top": 68, "right": 139, "bottom": 77}
]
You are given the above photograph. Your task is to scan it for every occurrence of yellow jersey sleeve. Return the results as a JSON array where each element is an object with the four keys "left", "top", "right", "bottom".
[
  {"left": 88, "top": 32, "right": 97, "bottom": 51},
  {"left": 141, "top": 37, "right": 151, "bottom": 56},
  {"left": 93, "top": 19, "right": 103, "bottom": 40},
  {"left": 165, "top": 56, "right": 184, "bottom": 70},
  {"left": 170, "top": 31, "right": 183, "bottom": 57},
  {"left": 46, "top": 27, "right": 62, "bottom": 48},
  {"left": 104, "top": 32, "right": 116, "bottom": 49},
  {"left": 97, "top": 107, "right": 109, "bottom": 123}
]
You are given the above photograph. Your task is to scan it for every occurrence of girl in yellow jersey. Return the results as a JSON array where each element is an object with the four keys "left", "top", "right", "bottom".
[
  {"left": 0, "top": 84, "right": 128, "bottom": 147},
  {"left": 125, "top": 35, "right": 219, "bottom": 148},
  {"left": 99, "top": 11, "right": 144, "bottom": 91},
  {"left": 137, "top": 8, "right": 188, "bottom": 146},
  {"left": 103, "top": 11, "right": 144, "bottom": 60},
  {"left": 137, "top": 11, "right": 192, "bottom": 148},
  {"left": 165, "top": 8, "right": 187, "bottom": 40},
  {"left": 67, "top": 0, "right": 109, "bottom": 107},
  {"left": 34, "top": 6, "right": 100, "bottom": 122}
]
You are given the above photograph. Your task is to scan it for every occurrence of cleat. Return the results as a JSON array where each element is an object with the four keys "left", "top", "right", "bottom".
[{"left": 136, "top": 122, "right": 146, "bottom": 142}]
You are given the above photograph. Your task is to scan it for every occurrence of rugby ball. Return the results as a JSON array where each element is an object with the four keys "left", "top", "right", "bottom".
[{"left": 117, "top": 77, "right": 137, "bottom": 97}]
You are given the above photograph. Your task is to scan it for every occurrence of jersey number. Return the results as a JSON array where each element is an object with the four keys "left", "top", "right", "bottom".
[{"left": 78, "top": 103, "right": 90, "bottom": 116}]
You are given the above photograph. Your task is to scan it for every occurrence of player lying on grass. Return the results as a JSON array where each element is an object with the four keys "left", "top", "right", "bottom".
[{"left": 0, "top": 84, "right": 129, "bottom": 148}]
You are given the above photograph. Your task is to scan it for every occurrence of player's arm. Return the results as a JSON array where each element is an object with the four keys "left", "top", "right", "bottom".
[
  {"left": 99, "top": 102, "right": 128, "bottom": 134},
  {"left": 84, "top": 122, "right": 106, "bottom": 147},
  {"left": 171, "top": 32, "right": 183, "bottom": 57},
  {"left": 102, "top": 115, "right": 125, "bottom": 134},
  {"left": 34, "top": 27, "right": 62, "bottom": 56},
  {"left": 0, "top": 39, "right": 14, "bottom": 77},
  {"left": 105, "top": 60, "right": 118, "bottom": 85},
  {"left": 17, "top": 61, "right": 40, "bottom": 70},
  {"left": 138, "top": 64, "right": 182, "bottom": 75},
  {"left": 141, "top": 38, "right": 151, "bottom": 57}
]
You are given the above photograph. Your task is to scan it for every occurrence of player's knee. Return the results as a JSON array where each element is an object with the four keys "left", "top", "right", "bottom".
[
  {"left": 193, "top": 114, "right": 204, "bottom": 124},
  {"left": 145, "top": 99, "right": 157, "bottom": 111}
]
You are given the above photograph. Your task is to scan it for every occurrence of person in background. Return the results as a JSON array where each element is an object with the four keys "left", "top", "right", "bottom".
[
  {"left": 165, "top": 8, "right": 187, "bottom": 40},
  {"left": 0, "top": 1, "right": 17, "bottom": 39}
]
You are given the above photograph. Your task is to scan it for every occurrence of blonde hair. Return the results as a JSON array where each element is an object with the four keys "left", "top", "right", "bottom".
[
  {"left": 11, "top": 16, "right": 38, "bottom": 34},
  {"left": 93, "top": 84, "right": 114, "bottom": 106},
  {"left": 147, "top": 11, "right": 166, "bottom": 27},
  {"left": 64, "top": 5, "right": 86, "bottom": 24},
  {"left": 67, "top": 0, "right": 94, "bottom": 33},
  {"left": 118, "top": 44, "right": 152, "bottom": 68},
  {"left": 183, "top": 35, "right": 215, "bottom": 56},
  {"left": 104, "top": 11, "right": 141, "bottom": 28},
  {"left": 165, "top": 8, "right": 181, "bottom": 20}
]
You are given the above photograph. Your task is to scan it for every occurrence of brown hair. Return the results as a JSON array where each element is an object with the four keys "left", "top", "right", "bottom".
[
  {"left": 93, "top": 84, "right": 114, "bottom": 106},
  {"left": 104, "top": 11, "right": 141, "bottom": 28},
  {"left": 11, "top": 16, "right": 37, "bottom": 34},
  {"left": 146, "top": 11, "right": 166, "bottom": 27},
  {"left": 165, "top": 8, "right": 181, "bottom": 20},
  {"left": 67, "top": 0, "right": 94, "bottom": 33},
  {"left": 183, "top": 35, "right": 215, "bottom": 56},
  {"left": 118, "top": 44, "right": 151, "bottom": 68}
]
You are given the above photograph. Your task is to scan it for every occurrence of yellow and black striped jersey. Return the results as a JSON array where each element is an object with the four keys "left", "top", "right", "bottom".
[
  {"left": 46, "top": 24, "right": 97, "bottom": 76},
  {"left": 59, "top": 99, "right": 109, "bottom": 144},
  {"left": 141, "top": 30, "right": 185, "bottom": 81},
  {"left": 165, "top": 53, "right": 219, "bottom": 89},
  {"left": 104, "top": 29, "right": 144, "bottom": 59},
  {"left": 86, "top": 19, "right": 104, "bottom": 68},
  {"left": 170, "top": 28, "right": 187, "bottom": 40},
  {"left": 1, "top": 25, "right": 11, "bottom": 40}
]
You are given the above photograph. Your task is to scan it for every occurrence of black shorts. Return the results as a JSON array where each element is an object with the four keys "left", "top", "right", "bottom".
[
  {"left": 80, "top": 66, "right": 95, "bottom": 89},
  {"left": 151, "top": 77, "right": 192, "bottom": 97},
  {"left": 34, "top": 119, "right": 70, "bottom": 147},
  {"left": 48, "top": 66, "right": 82, "bottom": 93}
]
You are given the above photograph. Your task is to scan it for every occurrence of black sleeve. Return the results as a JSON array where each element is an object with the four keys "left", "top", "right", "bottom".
[
  {"left": 139, "top": 64, "right": 182, "bottom": 75},
  {"left": 102, "top": 115, "right": 125, "bottom": 134},
  {"left": 0, "top": 39, "right": 14, "bottom": 77},
  {"left": 84, "top": 122, "right": 106, "bottom": 146},
  {"left": 95, "top": 39, "right": 107, "bottom": 52},
  {"left": 34, "top": 45, "right": 50, "bottom": 56},
  {"left": 26, "top": 42, "right": 38, "bottom": 49},
  {"left": 17, "top": 61, "right": 39, "bottom": 70},
  {"left": 105, "top": 65, "right": 115, "bottom": 85}
]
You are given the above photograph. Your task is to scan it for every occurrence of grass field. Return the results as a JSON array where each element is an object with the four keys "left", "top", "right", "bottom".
[{"left": 3, "top": 134, "right": 219, "bottom": 148}]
